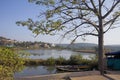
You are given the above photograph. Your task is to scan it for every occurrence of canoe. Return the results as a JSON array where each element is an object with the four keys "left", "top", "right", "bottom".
[{"left": 56, "top": 65, "right": 91, "bottom": 72}]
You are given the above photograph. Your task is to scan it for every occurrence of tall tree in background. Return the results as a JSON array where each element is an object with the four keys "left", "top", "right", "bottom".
[{"left": 17, "top": 0, "right": 120, "bottom": 75}]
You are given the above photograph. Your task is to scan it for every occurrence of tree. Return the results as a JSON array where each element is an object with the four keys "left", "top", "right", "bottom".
[
  {"left": 0, "top": 47, "right": 25, "bottom": 79},
  {"left": 16, "top": 0, "right": 120, "bottom": 75}
]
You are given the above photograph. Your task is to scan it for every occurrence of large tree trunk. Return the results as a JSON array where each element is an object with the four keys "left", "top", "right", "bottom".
[
  {"left": 98, "top": 20, "right": 104, "bottom": 75},
  {"left": 98, "top": 32, "right": 104, "bottom": 75},
  {"left": 98, "top": 0, "right": 104, "bottom": 75}
]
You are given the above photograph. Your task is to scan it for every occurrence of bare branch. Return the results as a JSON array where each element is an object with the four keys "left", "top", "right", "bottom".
[
  {"left": 77, "top": 33, "right": 98, "bottom": 37},
  {"left": 84, "top": 1, "right": 94, "bottom": 11},
  {"left": 81, "top": 17, "right": 99, "bottom": 32},
  {"left": 104, "top": 15, "right": 120, "bottom": 33},
  {"left": 61, "top": 16, "right": 80, "bottom": 25},
  {"left": 101, "top": 0, "right": 105, "bottom": 6},
  {"left": 102, "top": 5, "right": 109, "bottom": 12},
  {"left": 102, "top": 1, "right": 120, "bottom": 18},
  {"left": 62, "top": 11, "right": 73, "bottom": 19},
  {"left": 90, "top": 0, "right": 98, "bottom": 12},
  {"left": 65, "top": 5, "right": 90, "bottom": 11},
  {"left": 104, "top": 14, "right": 120, "bottom": 26},
  {"left": 71, "top": 36, "right": 78, "bottom": 44},
  {"left": 70, "top": 32, "right": 98, "bottom": 44},
  {"left": 63, "top": 22, "right": 88, "bottom": 38}
]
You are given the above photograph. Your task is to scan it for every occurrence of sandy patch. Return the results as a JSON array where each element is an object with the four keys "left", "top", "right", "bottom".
[{"left": 70, "top": 75, "right": 108, "bottom": 80}]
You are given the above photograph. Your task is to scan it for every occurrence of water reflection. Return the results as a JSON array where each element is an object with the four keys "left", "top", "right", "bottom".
[
  {"left": 43, "top": 66, "right": 56, "bottom": 74},
  {"left": 14, "top": 66, "right": 56, "bottom": 77}
]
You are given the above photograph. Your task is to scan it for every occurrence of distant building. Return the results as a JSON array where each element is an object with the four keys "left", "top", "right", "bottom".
[
  {"left": 51, "top": 43, "right": 56, "bottom": 47},
  {"left": 0, "top": 36, "right": 16, "bottom": 47},
  {"left": 44, "top": 43, "right": 50, "bottom": 48}
]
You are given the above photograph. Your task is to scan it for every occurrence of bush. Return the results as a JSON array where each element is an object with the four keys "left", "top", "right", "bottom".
[
  {"left": 45, "top": 57, "right": 56, "bottom": 65},
  {"left": 88, "top": 55, "right": 98, "bottom": 70},
  {"left": 25, "top": 59, "right": 45, "bottom": 65},
  {"left": 69, "top": 54, "right": 83, "bottom": 65},
  {"left": 23, "top": 54, "right": 98, "bottom": 69},
  {"left": 0, "top": 47, "right": 25, "bottom": 79},
  {"left": 56, "top": 56, "right": 67, "bottom": 65}
]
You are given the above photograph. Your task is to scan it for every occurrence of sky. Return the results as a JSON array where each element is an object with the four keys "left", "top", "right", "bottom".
[{"left": 0, "top": 0, "right": 120, "bottom": 45}]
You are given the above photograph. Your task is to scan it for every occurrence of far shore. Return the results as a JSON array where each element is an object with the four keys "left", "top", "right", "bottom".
[{"left": 75, "top": 50, "right": 95, "bottom": 53}]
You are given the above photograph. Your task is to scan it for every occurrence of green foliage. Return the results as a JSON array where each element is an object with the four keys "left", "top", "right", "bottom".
[
  {"left": 28, "top": 0, "right": 55, "bottom": 5},
  {"left": 89, "top": 54, "right": 98, "bottom": 62},
  {"left": 88, "top": 55, "right": 98, "bottom": 69},
  {"left": 16, "top": 18, "right": 63, "bottom": 36},
  {"left": 69, "top": 54, "right": 83, "bottom": 65},
  {"left": 25, "top": 59, "right": 45, "bottom": 65},
  {"left": 24, "top": 54, "right": 98, "bottom": 70},
  {"left": 45, "top": 57, "right": 55, "bottom": 65},
  {"left": 56, "top": 56, "right": 66, "bottom": 65},
  {"left": 0, "top": 47, "right": 25, "bottom": 79},
  {"left": 72, "top": 0, "right": 78, "bottom": 4}
]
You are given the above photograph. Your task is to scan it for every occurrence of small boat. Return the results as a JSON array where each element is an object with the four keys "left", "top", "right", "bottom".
[{"left": 56, "top": 65, "right": 91, "bottom": 72}]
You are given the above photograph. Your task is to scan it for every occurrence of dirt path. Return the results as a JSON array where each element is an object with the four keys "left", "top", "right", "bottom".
[
  {"left": 14, "top": 71, "right": 100, "bottom": 80},
  {"left": 14, "top": 71, "right": 120, "bottom": 80},
  {"left": 70, "top": 75, "right": 108, "bottom": 80}
]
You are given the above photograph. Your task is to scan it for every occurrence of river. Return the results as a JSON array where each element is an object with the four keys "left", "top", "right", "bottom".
[{"left": 14, "top": 49, "right": 95, "bottom": 77}]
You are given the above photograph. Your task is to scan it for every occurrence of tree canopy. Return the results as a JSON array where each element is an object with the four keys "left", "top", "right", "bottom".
[
  {"left": 17, "top": 0, "right": 120, "bottom": 40},
  {"left": 16, "top": 0, "right": 120, "bottom": 74}
]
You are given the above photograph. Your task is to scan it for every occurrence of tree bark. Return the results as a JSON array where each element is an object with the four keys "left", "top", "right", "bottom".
[
  {"left": 98, "top": 0, "right": 104, "bottom": 75},
  {"left": 98, "top": 19, "right": 104, "bottom": 75}
]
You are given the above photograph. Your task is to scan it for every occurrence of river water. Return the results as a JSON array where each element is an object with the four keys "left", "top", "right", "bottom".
[
  {"left": 26, "top": 49, "right": 94, "bottom": 60},
  {"left": 14, "top": 49, "right": 95, "bottom": 77}
]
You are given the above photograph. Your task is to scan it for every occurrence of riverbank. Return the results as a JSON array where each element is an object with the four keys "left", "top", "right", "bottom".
[
  {"left": 70, "top": 70, "right": 120, "bottom": 80},
  {"left": 75, "top": 50, "right": 95, "bottom": 53},
  {"left": 15, "top": 49, "right": 97, "bottom": 78},
  {"left": 24, "top": 55, "right": 98, "bottom": 70},
  {"left": 14, "top": 71, "right": 100, "bottom": 80},
  {"left": 14, "top": 70, "right": 120, "bottom": 80}
]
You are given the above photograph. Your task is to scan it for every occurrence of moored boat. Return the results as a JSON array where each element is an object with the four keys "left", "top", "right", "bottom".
[{"left": 56, "top": 65, "right": 91, "bottom": 72}]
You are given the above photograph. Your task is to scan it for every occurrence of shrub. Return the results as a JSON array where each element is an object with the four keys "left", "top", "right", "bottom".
[
  {"left": 45, "top": 57, "right": 56, "bottom": 65},
  {"left": 88, "top": 55, "right": 98, "bottom": 70},
  {"left": 0, "top": 47, "right": 25, "bottom": 79},
  {"left": 69, "top": 54, "right": 83, "bottom": 65},
  {"left": 25, "top": 59, "right": 45, "bottom": 65},
  {"left": 56, "top": 56, "right": 66, "bottom": 65}
]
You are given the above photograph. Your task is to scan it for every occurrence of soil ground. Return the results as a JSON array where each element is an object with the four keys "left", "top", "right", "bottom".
[{"left": 15, "top": 71, "right": 120, "bottom": 80}]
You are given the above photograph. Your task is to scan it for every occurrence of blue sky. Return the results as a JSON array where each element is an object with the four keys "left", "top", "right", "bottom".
[{"left": 0, "top": 0, "right": 120, "bottom": 45}]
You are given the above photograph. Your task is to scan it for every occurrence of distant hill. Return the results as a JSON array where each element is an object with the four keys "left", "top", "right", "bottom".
[
  {"left": 1, "top": 36, "right": 120, "bottom": 51},
  {"left": 56, "top": 43, "right": 97, "bottom": 50},
  {"left": 70, "top": 43, "right": 97, "bottom": 49},
  {"left": 105, "top": 45, "right": 120, "bottom": 52},
  {"left": 57, "top": 43, "right": 120, "bottom": 51}
]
